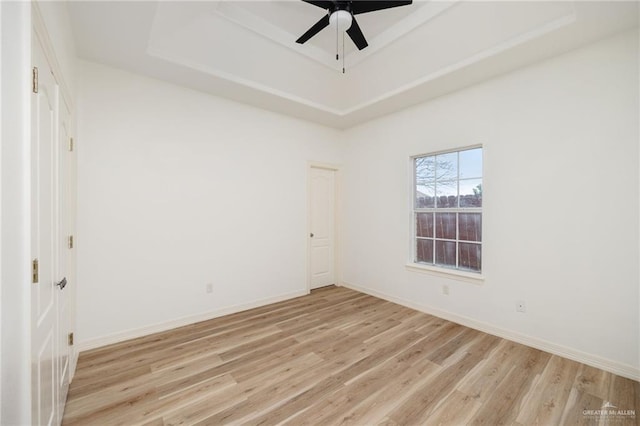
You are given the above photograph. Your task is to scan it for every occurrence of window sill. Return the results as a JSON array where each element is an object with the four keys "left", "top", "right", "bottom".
[{"left": 405, "top": 263, "right": 484, "bottom": 284}]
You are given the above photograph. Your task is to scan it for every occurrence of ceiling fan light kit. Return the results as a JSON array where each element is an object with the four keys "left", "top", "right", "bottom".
[
  {"left": 329, "top": 10, "right": 353, "bottom": 31},
  {"left": 296, "top": 0, "right": 413, "bottom": 73}
]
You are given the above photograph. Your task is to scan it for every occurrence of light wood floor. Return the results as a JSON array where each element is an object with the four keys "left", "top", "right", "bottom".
[{"left": 63, "top": 286, "right": 639, "bottom": 426}]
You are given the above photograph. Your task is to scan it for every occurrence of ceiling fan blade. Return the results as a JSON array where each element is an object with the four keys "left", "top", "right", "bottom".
[
  {"left": 346, "top": 17, "right": 368, "bottom": 50},
  {"left": 351, "top": 0, "right": 412, "bottom": 15},
  {"left": 296, "top": 14, "right": 331, "bottom": 44},
  {"left": 301, "top": 0, "right": 334, "bottom": 10}
]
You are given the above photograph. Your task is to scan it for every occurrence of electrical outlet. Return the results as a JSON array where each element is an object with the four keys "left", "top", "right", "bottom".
[
  {"left": 442, "top": 285, "right": 449, "bottom": 296},
  {"left": 206, "top": 283, "right": 213, "bottom": 294},
  {"left": 516, "top": 300, "right": 526, "bottom": 313}
]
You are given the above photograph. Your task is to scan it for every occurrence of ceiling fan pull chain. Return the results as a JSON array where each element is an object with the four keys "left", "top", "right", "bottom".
[
  {"left": 342, "top": 31, "right": 345, "bottom": 73},
  {"left": 336, "top": 12, "right": 339, "bottom": 61}
]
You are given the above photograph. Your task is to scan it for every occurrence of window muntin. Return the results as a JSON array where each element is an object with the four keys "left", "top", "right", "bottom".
[{"left": 414, "top": 147, "right": 482, "bottom": 273}]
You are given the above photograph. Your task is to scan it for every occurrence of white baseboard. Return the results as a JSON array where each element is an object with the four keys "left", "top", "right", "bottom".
[
  {"left": 76, "top": 289, "right": 309, "bottom": 353},
  {"left": 340, "top": 281, "right": 640, "bottom": 382}
]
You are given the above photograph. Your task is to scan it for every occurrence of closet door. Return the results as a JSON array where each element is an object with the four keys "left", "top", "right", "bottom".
[{"left": 31, "top": 27, "right": 63, "bottom": 426}]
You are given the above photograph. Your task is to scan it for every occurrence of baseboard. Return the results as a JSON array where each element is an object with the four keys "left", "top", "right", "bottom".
[
  {"left": 340, "top": 281, "right": 640, "bottom": 382},
  {"left": 76, "top": 289, "right": 309, "bottom": 353}
]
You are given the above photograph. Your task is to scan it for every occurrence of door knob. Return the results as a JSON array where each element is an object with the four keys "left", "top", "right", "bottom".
[
  {"left": 56, "top": 277, "right": 67, "bottom": 290},
  {"left": 310, "top": 233, "right": 314, "bottom": 238}
]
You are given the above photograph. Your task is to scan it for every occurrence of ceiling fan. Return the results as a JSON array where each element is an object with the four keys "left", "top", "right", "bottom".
[{"left": 296, "top": 0, "right": 413, "bottom": 51}]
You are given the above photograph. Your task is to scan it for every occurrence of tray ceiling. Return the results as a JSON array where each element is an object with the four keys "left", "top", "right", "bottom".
[{"left": 67, "top": 1, "right": 638, "bottom": 128}]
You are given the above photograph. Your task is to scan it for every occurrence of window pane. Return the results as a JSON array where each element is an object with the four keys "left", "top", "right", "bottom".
[
  {"left": 435, "top": 213, "right": 456, "bottom": 239},
  {"left": 416, "top": 213, "right": 433, "bottom": 238},
  {"left": 436, "top": 180, "right": 457, "bottom": 208},
  {"left": 435, "top": 152, "right": 457, "bottom": 182},
  {"left": 435, "top": 240, "right": 456, "bottom": 267},
  {"left": 459, "top": 148, "right": 482, "bottom": 179},
  {"left": 415, "top": 156, "right": 435, "bottom": 183},
  {"left": 459, "top": 213, "right": 481, "bottom": 242},
  {"left": 459, "top": 242, "right": 481, "bottom": 271},
  {"left": 459, "top": 179, "right": 482, "bottom": 207},
  {"left": 416, "top": 238, "right": 433, "bottom": 263},
  {"left": 416, "top": 182, "right": 435, "bottom": 208}
]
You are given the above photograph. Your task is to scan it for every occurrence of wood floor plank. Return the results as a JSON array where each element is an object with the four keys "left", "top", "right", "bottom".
[
  {"left": 468, "top": 347, "right": 552, "bottom": 425},
  {"left": 559, "top": 387, "right": 604, "bottom": 425},
  {"left": 424, "top": 390, "right": 482, "bottom": 426},
  {"left": 456, "top": 339, "right": 522, "bottom": 401},
  {"left": 67, "top": 364, "right": 152, "bottom": 401},
  {"left": 427, "top": 327, "right": 482, "bottom": 365},
  {"left": 63, "top": 286, "right": 639, "bottom": 426},
  {"left": 515, "top": 355, "right": 581, "bottom": 425}
]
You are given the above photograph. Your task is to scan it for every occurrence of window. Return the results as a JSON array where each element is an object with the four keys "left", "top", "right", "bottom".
[{"left": 413, "top": 146, "right": 482, "bottom": 273}]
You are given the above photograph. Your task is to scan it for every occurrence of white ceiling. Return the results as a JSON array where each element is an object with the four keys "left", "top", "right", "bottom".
[{"left": 67, "top": 1, "right": 638, "bottom": 129}]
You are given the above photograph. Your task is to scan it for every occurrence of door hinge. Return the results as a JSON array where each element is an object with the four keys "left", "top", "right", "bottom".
[
  {"left": 68, "top": 235, "right": 74, "bottom": 249},
  {"left": 69, "top": 137, "right": 74, "bottom": 152},
  {"left": 32, "top": 67, "right": 38, "bottom": 94},
  {"left": 68, "top": 332, "right": 74, "bottom": 346},
  {"left": 32, "top": 258, "right": 39, "bottom": 283}
]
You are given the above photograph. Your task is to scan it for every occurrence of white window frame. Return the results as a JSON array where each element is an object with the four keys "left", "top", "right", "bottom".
[{"left": 406, "top": 145, "right": 484, "bottom": 284}]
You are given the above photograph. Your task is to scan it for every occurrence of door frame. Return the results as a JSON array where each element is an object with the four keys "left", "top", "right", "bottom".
[
  {"left": 1, "top": 2, "right": 33, "bottom": 424},
  {"left": 307, "top": 162, "right": 340, "bottom": 293}
]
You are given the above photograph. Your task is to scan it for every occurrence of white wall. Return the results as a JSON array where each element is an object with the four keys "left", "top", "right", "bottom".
[
  {"left": 340, "top": 30, "right": 639, "bottom": 379},
  {"left": 1, "top": 2, "right": 32, "bottom": 424},
  {"left": 76, "top": 61, "right": 343, "bottom": 347}
]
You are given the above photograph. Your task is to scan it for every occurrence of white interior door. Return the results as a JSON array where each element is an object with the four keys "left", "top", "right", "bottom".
[
  {"left": 309, "top": 167, "right": 336, "bottom": 290},
  {"left": 31, "top": 31, "right": 60, "bottom": 426}
]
